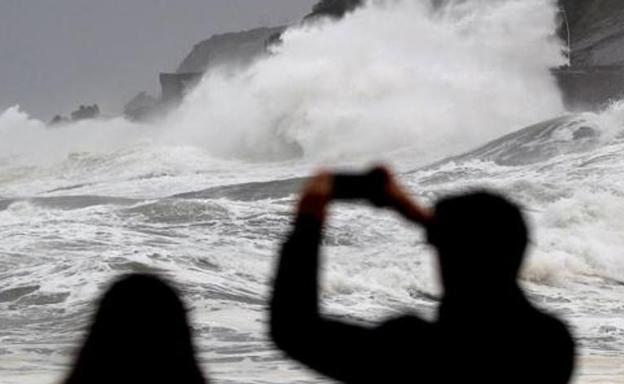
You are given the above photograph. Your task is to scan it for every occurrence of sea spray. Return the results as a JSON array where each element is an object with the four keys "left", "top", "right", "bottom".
[
  {"left": 0, "top": 106, "right": 146, "bottom": 165},
  {"left": 0, "top": 0, "right": 566, "bottom": 167},
  {"left": 166, "top": 0, "right": 567, "bottom": 161},
  {"left": 1, "top": 2, "right": 624, "bottom": 383}
]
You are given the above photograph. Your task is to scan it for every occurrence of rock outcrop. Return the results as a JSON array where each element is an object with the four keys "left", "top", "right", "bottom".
[
  {"left": 122, "top": 0, "right": 624, "bottom": 120},
  {"left": 123, "top": 0, "right": 367, "bottom": 120},
  {"left": 71, "top": 104, "right": 100, "bottom": 121},
  {"left": 304, "top": 0, "right": 363, "bottom": 21},
  {"left": 174, "top": 1, "right": 364, "bottom": 76},
  {"left": 49, "top": 104, "right": 100, "bottom": 125},
  {"left": 123, "top": 92, "right": 160, "bottom": 121},
  {"left": 555, "top": 0, "right": 624, "bottom": 110},
  {"left": 176, "top": 26, "right": 286, "bottom": 74},
  {"left": 159, "top": 72, "right": 203, "bottom": 104},
  {"left": 561, "top": 0, "right": 624, "bottom": 66}
]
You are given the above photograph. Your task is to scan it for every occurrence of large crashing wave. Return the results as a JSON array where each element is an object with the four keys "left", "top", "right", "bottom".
[
  {"left": 166, "top": 0, "right": 567, "bottom": 161},
  {"left": 1, "top": 0, "right": 566, "bottom": 165},
  {"left": 2, "top": 3, "right": 624, "bottom": 382}
]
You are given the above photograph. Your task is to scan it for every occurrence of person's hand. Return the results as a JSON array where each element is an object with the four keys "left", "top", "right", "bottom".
[
  {"left": 374, "top": 166, "right": 433, "bottom": 225},
  {"left": 297, "top": 171, "right": 334, "bottom": 222}
]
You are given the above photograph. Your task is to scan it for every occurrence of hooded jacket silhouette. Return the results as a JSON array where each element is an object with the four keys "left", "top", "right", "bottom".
[{"left": 271, "top": 184, "right": 575, "bottom": 384}]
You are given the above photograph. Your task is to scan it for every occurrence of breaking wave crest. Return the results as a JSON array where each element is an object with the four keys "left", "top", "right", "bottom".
[{"left": 1, "top": 0, "right": 565, "bottom": 165}]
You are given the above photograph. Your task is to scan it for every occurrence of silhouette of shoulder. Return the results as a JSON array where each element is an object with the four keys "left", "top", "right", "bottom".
[
  {"left": 372, "top": 310, "right": 574, "bottom": 384},
  {"left": 271, "top": 189, "right": 576, "bottom": 384},
  {"left": 525, "top": 309, "right": 576, "bottom": 382}
]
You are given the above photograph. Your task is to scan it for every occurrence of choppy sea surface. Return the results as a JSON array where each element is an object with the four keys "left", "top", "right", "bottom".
[
  {"left": 2, "top": 0, "right": 624, "bottom": 382},
  {"left": 2, "top": 108, "right": 624, "bottom": 383}
]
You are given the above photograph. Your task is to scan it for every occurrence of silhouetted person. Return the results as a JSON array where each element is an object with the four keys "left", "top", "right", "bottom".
[
  {"left": 63, "top": 273, "right": 207, "bottom": 384},
  {"left": 270, "top": 168, "right": 575, "bottom": 384}
]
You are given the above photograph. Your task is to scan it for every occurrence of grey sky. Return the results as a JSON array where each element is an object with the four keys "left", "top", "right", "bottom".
[{"left": 0, "top": 0, "right": 316, "bottom": 119}]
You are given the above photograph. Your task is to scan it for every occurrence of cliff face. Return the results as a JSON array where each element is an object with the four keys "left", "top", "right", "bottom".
[
  {"left": 175, "top": 0, "right": 364, "bottom": 75},
  {"left": 304, "top": 0, "right": 363, "bottom": 20},
  {"left": 176, "top": 26, "right": 286, "bottom": 74},
  {"left": 555, "top": 0, "right": 624, "bottom": 110},
  {"left": 125, "top": 0, "right": 624, "bottom": 120},
  {"left": 175, "top": 1, "right": 624, "bottom": 76},
  {"left": 125, "top": 0, "right": 366, "bottom": 120},
  {"left": 561, "top": 0, "right": 624, "bottom": 66}
]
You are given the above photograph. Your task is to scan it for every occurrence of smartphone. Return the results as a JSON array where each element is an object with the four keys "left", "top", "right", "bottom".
[{"left": 332, "top": 168, "right": 388, "bottom": 206}]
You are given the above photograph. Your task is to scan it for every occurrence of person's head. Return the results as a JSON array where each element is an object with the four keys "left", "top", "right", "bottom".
[
  {"left": 426, "top": 191, "right": 529, "bottom": 293},
  {"left": 63, "top": 273, "right": 207, "bottom": 384}
]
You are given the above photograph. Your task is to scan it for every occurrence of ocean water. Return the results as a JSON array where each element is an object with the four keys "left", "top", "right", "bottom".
[{"left": 1, "top": 0, "right": 624, "bottom": 383}]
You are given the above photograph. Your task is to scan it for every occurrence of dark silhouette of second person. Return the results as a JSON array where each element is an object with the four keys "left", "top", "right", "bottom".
[
  {"left": 270, "top": 168, "right": 575, "bottom": 383},
  {"left": 62, "top": 273, "right": 208, "bottom": 384}
]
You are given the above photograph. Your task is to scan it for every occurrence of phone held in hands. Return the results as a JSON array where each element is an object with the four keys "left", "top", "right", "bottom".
[{"left": 331, "top": 168, "right": 389, "bottom": 206}]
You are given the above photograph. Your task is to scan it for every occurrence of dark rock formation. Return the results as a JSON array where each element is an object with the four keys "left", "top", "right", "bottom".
[
  {"left": 159, "top": 72, "right": 203, "bottom": 105},
  {"left": 560, "top": 0, "right": 624, "bottom": 66},
  {"left": 50, "top": 104, "right": 100, "bottom": 125},
  {"left": 304, "top": 0, "right": 363, "bottom": 21},
  {"left": 123, "top": 27, "right": 284, "bottom": 119},
  {"left": 71, "top": 104, "right": 100, "bottom": 121},
  {"left": 123, "top": 92, "right": 160, "bottom": 121},
  {"left": 175, "top": 0, "right": 364, "bottom": 76},
  {"left": 49, "top": 114, "right": 69, "bottom": 126},
  {"left": 556, "top": 0, "right": 624, "bottom": 110},
  {"left": 553, "top": 66, "right": 624, "bottom": 110},
  {"left": 123, "top": 0, "right": 368, "bottom": 121},
  {"left": 123, "top": 74, "right": 204, "bottom": 121},
  {"left": 176, "top": 26, "right": 285, "bottom": 74},
  {"left": 122, "top": 0, "right": 624, "bottom": 120}
]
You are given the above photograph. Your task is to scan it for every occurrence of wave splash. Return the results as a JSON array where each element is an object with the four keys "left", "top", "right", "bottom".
[
  {"left": 165, "top": 0, "right": 566, "bottom": 161},
  {"left": 1, "top": 0, "right": 565, "bottom": 165}
]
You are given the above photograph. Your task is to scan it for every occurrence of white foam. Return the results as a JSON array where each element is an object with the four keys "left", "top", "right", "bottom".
[
  {"left": 166, "top": 0, "right": 565, "bottom": 162},
  {"left": 2, "top": 1, "right": 623, "bottom": 383},
  {"left": 0, "top": 0, "right": 565, "bottom": 168}
]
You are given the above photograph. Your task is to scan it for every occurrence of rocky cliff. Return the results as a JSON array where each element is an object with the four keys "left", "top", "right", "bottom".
[
  {"left": 124, "top": 0, "right": 364, "bottom": 120},
  {"left": 555, "top": 0, "right": 624, "bottom": 110},
  {"left": 304, "top": 0, "right": 363, "bottom": 21},
  {"left": 176, "top": 26, "right": 286, "bottom": 74},
  {"left": 174, "top": 0, "right": 363, "bottom": 75},
  {"left": 561, "top": 0, "right": 624, "bottom": 66},
  {"left": 124, "top": 0, "right": 624, "bottom": 120}
]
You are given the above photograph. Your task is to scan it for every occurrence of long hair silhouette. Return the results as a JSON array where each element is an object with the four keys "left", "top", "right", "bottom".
[{"left": 63, "top": 273, "right": 207, "bottom": 384}]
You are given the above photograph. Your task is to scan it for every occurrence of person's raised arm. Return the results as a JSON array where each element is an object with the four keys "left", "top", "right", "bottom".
[
  {"left": 270, "top": 172, "right": 375, "bottom": 381},
  {"left": 269, "top": 168, "right": 432, "bottom": 383},
  {"left": 270, "top": 171, "right": 331, "bottom": 344},
  {"left": 372, "top": 166, "right": 432, "bottom": 226}
]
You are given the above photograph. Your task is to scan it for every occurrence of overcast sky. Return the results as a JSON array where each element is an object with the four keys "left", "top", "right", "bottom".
[{"left": 0, "top": 0, "right": 317, "bottom": 119}]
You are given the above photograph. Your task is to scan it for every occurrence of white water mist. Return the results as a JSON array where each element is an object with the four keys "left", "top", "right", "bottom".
[
  {"left": 0, "top": 0, "right": 565, "bottom": 166},
  {"left": 164, "top": 0, "right": 566, "bottom": 162}
]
